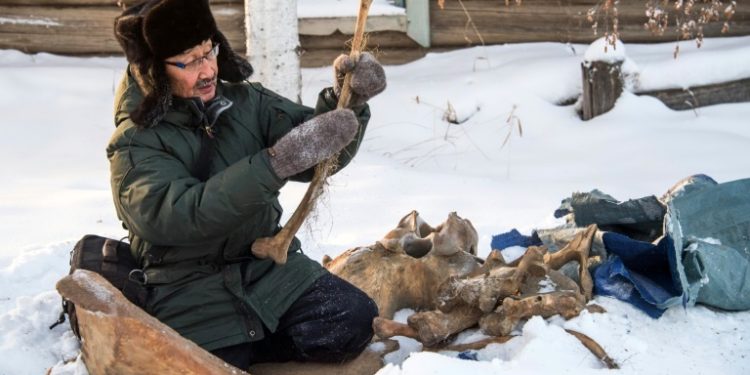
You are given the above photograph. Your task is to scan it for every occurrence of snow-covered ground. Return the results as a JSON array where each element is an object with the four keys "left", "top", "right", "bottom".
[
  {"left": 298, "top": 0, "right": 405, "bottom": 18},
  {"left": 1, "top": 35, "right": 750, "bottom": 374}
]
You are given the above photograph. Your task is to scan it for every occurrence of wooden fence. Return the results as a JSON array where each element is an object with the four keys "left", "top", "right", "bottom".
[{"left": 1, "top": 0, "right": 749, "bottom": 66}]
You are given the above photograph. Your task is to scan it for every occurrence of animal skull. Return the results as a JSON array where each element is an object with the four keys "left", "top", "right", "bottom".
[{"left": 324, "top": 211, "right": 481, "bottom": 318}]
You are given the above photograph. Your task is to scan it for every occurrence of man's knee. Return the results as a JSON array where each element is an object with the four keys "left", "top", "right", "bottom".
[
  {"left": 290, "top": 274, "right": 379, "bottom": 362},
  {"left": 314, "top": 293, "right": 377, "bottom": 362},
  {"left": 341, "top": 286, "right": 379, "bottom": 346}
]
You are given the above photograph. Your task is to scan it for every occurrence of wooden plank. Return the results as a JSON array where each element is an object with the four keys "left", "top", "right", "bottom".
[
  {"left": 300, "top": 31, "right": 420, "bottom": 50},
  {"left": 406, "top": 0, "right": 431, "bottom": 47},
  {"left": 299, "top": 14, "right": 407, "bottom": 35},
  {"left": 0, "top": 4, "right": 246, "bottom": 55},
  {"left": 1, "top": 0, "right": 239, "bottom": 5},
  {"left": 637, "top": 78, "right": 750, "bottom": 111},
  {"left": 300, "top": 47, "right": 441, "bottom": 68}
]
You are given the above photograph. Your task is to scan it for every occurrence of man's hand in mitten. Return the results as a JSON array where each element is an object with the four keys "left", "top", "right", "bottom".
[
  {"left": 333, "top": 52, "right": 387, "bottom": 107},
  {"left": 268, "top": 109, "right": 359, "bottom": 179}
]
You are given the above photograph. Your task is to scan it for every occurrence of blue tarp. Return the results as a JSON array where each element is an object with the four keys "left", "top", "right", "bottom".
[
  {"left": 594, "top": 233, "right": 681, "bottom": 318},
  {"left": 594, "top": 177, "right": 750, "bottom": 316},
  {"left": 491, "top": 176, "right": 750, "bottom": 317}
]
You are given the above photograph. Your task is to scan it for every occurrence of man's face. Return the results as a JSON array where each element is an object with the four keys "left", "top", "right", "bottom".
[{"left": 164, "top": 40, "right": 218, "bottom": 102}]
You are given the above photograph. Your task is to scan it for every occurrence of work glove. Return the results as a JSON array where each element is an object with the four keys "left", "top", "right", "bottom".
[
  {"left": 333, "top": 52, "right": 387, "bottom": 107},
  {"left": 268, "top": 109, "right": 359, "bottom": 179}
]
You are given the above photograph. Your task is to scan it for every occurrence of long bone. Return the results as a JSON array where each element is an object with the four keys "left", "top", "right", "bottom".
[{"left": 251, "top": 0, "right": 375, "bottom": 265}]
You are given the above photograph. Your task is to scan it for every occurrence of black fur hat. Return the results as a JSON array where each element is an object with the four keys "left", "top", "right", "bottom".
[{"left": 114, "top": 0, "right": 253, "bottom": 127}]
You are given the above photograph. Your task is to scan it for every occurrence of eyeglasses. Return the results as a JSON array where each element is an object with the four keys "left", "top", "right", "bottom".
[{"left": 165, "top": 43, "right": 220, "bottom": 71}]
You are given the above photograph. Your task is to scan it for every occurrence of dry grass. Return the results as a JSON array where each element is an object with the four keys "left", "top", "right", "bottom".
[{"left": 587, "top": 0, "right": 737, "bottom": 57}]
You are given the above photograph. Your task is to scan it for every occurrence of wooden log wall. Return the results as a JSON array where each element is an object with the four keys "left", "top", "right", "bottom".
[
  {"left": 430, "top": 0, "right": 750, "bottom": 46},
  {"left": 1, "top": 0, "right": 748, "bottom": 66},
  {"left": 0, "top": 0, "right": 245, "bottom": 56}
]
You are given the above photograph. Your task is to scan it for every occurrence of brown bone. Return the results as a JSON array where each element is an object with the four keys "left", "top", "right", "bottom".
[
  {"left": 437, "top": 246, "right": 547, "bottom": 314},
  {"left": 378, "top": 210, "right": 436, "bottom": 257},
  {"left": 373, "top": 304, "right": 483, "bottom": 348},
  {"left": 543, "top": 224, "right": 597, "bottom": 300},
  {"left": 332, "top": 213, "right": 607, "bottom": 360},
  {"left": 56, "top": 270, "right": 246, "bottom": 375},
  {"left": 326, "top": 211, "right": 481, "bottom": 318},
  {"left": 479, "top": 291, "right": 586, "bottom": 337},
  {"left": 371, "top": 236, "right": 600, "bottom": 348},
  {"left": 406, "top": 305, "right": 485, "bottom": 347},
  {"left": 250, "top": 0, "right": 375, "bottom": 265}
]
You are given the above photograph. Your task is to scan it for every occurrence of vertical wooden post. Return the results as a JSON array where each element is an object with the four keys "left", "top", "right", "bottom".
[
  {"left": 581, "top": 61, "right": 623, "bottom": 120},
  {"left": 245, "top": 0, "right": 301, "bottom": 102},
  {"left": 406, "top": 0, "right": 431, "bottom": 48}
]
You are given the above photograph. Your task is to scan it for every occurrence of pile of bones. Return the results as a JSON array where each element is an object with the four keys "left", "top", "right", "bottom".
[{"left": 323, "top": 211, "right": 617, "bottom": 368}]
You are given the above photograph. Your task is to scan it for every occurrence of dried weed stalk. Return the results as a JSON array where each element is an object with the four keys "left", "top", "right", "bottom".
[
  {"left": 586, "top": 0, "right": 737, "bottom": 56},
  {"left": 501, "top": 105, "right": 523, "bottom": 150},
  {"left": 644, "top": 0, "right": 737, "bottom": 57},
  {"left": 437, "top": 0, "right": 488, "bottom": 45},
  {"left": 586, "top": 0, "right": 621, "bottom": 49}
]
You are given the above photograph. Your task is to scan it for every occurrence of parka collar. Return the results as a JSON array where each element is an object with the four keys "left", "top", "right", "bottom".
[
  {"left": 165, "top": 85, "right": 233, "bottom": 134},
  {"left": 117, "top": 67, "right": 232, "bottom": 132}
]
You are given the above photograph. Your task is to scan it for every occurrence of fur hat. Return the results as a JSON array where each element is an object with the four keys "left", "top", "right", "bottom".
[{"left": 114, "top": 0, "right": 253, "bottom": 127}]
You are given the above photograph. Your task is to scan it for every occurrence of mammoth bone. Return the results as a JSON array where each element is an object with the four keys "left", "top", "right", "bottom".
[
  {"left": 326, "top": 214, "right": 615, "bottom": 367},
  {"left": 324, "top": 211, "right": 482, "bottom": 319},
  {"left": 371, "top": 224, "right": 603, "bottom": 346}
]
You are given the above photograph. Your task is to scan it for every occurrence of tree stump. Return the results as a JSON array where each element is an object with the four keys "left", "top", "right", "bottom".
[{"left": 581, "top": 61, "right": 624, "bottom": 120}]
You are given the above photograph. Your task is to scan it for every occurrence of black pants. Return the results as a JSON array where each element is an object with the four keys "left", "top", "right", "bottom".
[{"left": 211, "top": 273, "right": 378, "bottom": 369}]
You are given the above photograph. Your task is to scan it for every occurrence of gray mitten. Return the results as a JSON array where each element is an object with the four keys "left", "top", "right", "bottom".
[
  {"left": 333, "top": 52, "right": 387, "bottom": 107},
  {"left": 268, "top": 109, "right": 359, "bottom": 179}
]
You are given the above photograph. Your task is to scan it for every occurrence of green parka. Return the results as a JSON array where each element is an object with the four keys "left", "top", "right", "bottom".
[{"left": 107, "top": 69, "right": 370, "bottom": 351}]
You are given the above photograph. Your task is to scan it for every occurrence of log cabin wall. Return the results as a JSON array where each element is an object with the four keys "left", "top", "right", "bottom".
[{"left": 1, "top": 0, "right": 748, "bottom": 67}]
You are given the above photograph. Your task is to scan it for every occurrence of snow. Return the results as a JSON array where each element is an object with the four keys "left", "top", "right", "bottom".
[
  {"left": 298, "top": 0, "right": 405, "bottom": 19},
  {"left": 0, "top": 16, "right": 61, "bottom": 27},
  {"left": 584, "top": 37, "right": 627, "bottom": 63},
  {"left": 501, "top": 246, "right": 527, "bottom": 263},
  {"left": 2, "top": 34, "right": 750, "bottom": 374}
]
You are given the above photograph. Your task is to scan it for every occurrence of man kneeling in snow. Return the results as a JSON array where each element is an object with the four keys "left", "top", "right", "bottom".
[{"left": 107, "top": 0, "right": 385, "bottom": 369}]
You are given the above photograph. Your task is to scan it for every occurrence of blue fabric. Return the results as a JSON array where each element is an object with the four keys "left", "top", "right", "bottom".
[
  {"left": 594, "top": 233, "right": 683, "bottom": 318},
  {"left": 458, "top": 351, "right": 479, "bottom": 361},
  {"left": 491, "top": 229, "right": 542, "bottom": 250},
  {"left": 594, "top": 258, "right": 666, "bottom": 318}
]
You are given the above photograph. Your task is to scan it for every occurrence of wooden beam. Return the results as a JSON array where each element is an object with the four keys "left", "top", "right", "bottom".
[
  {"left": 299, "top": 14, "right": 407, "bottom": 35},
  {"left": 0, "top": 4, "right": 245, "bottom": 55},
  {"left": 300, "top": 30, "right": 420, "bottom": 50},
  {"left": 300, "top": 47, "right": 441, "bottom": 67},
  {"left": 0, "top": 0, "right": 239, "bottom": 5},
  {"left": 637, "top": 78, "right": 750, "bottom": 111},
  {"left": 406, "top": 0, "right": 431, "bottom": 47}
]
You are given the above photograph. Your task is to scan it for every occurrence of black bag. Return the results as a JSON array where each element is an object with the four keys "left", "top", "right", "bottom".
[{"left": 51, "top": 234, "right": 148, "bottom": 338}]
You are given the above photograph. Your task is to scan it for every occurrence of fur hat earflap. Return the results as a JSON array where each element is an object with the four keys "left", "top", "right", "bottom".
[
  {"left": 213, "top": 31, "right": 254, "bottom": 82},
  {"left": 130, "top": 63, "right": 172, "bottom": 128},
  {"left": 113, "top": 0, "right": 253, "bottom": 128}
]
